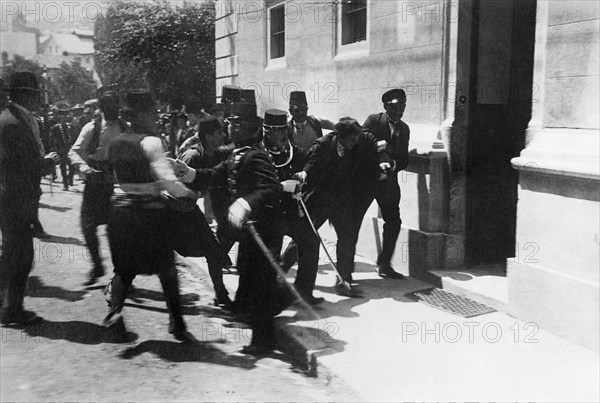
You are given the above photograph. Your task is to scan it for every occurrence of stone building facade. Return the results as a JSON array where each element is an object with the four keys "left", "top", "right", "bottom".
[{"left": 214, "top": 0, "right": 599, "bottom": 351}]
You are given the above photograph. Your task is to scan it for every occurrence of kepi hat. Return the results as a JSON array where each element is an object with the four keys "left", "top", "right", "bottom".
[{"left": 263, "top": 109, "right": 288, "bottom": 128}]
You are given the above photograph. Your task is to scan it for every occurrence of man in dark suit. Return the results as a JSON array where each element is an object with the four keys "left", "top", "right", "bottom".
[
  {"left": 362, "top": 89, "right": 410, "bottom": 279},
  {"left": 0, "top": 72, "right": 58, "bottom": 325},
  {"left": 294, "top": 117, "right": 393, "bottom": 295}
]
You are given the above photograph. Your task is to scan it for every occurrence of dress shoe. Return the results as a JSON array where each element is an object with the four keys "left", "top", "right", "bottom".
[
  {"left": 1, "top": 309, "right": 41, "bottom": 326},
  {"left": 377, "top": 264, "right": 405, "bottom": 279},
  {"left": 334, "top": 280, "right": 361, "bottom": 298},
  {"left": 296, "top": 292, "right": 325, "bottom": 305}
]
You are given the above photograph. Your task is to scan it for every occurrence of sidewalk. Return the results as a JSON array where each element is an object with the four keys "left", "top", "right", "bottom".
[{"left": 186, "top": 230, "right": 600, "bottom": 402}]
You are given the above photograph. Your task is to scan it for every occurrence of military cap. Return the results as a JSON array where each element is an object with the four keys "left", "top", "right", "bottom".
[
  {"left": 289, "top": 91, "right": 307, "bottom": 106},
  {"left": 381, "top": 88, "right": 406, "bottom": 104},
  {"left": 227, "top": 102, "right": 257, "bottom": 122},
  {"left": 9, "top": 72, "right": 40, "bottom": 93},
  {"left": 72, "top": 103, "right": 85, "bottom": 111},
  {"left": 240, "top": 89, "right": 256, "bottom": 105},
  {"left": 221, "top": 85, "right": 242, "bottom": 103},
  {"left": 263, "top": 109, "right": 288, "bottom": 128}
]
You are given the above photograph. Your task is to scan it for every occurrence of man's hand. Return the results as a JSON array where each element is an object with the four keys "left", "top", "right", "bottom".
[
  {"left": 228, "top": 198, "right": 251, "bottom": 229},
  {"left": 45, "top": 152, "right": 60, "bottom": 164},
  {"left": 379, "top": 162, "right": 393, "bottom": 173},
  {"left": 377, "top": 140, "right": 388, "bottom": 152},
  {"left": 165, "top": 157, "right": 196, "bottom": 183},
  {"left": 292, "top": 171, "right": 307, "bottom": 183},
  {"left": 281, "top": 179, "right": 300, "bottom": 193}
]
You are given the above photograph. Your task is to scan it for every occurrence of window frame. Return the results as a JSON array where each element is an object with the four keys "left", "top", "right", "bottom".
[
  {"left": 335, "top": 0, "right": 370, "bottom": 58},
  {"left": 266, "top": 2, "right": 286, "bottom": 68}
]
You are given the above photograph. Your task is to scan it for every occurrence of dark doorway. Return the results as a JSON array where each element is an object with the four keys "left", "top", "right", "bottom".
[{"left": 464, "top": 0, "right": 537, "bottom": 265}]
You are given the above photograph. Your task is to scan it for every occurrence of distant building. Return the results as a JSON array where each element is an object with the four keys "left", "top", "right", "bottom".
[
  {"left": 38, "top": 32, "right": 95, "bottom": 71},
  {"left": 215, "top": 0, "right": 599, "bottom": 351}
]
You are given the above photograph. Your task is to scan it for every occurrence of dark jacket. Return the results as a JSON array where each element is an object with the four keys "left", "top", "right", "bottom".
[
  {"left": 362, "top": 112, "right": 410, "bottom": 172},
  {"left": 303, "top": 131, "right": 387, "bottom": 199},
  {"left": 0, "top": 105, "right": 53, "bottom": 216},
  {"left": 189, "top": 145, "right": 281, "bottom": 233}
]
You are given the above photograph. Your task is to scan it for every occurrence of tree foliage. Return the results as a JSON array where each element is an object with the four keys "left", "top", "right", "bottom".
[
  {"left": 52, "top": 60, "right": 97, "bottom": 105},
  {"left": 94, "top": 0, "right": 216, "bottom": 109}
]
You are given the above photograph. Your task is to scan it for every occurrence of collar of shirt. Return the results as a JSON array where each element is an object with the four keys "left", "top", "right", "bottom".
[
  {"left": 336, "top": 139, "right": 345, "bottom": 157},
  {"left": 294, "top": 120, "right": 307, "bottom": 130}
]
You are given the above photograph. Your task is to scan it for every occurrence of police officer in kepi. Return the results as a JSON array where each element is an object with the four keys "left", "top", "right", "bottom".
[
  {"left": 169, "top": 101, "right": 285, "bottom": 356},
  {"left": 260, "top": 108, "right": 324, "bottom": 305},
  {"left": 361, "top": 88, "right": 410, "bottom": 279}
]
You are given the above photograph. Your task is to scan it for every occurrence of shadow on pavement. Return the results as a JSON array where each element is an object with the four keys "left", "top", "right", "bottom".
[
  {"left": 28, "top": 276, "right": 88, "bottom": 302},
  {"left": 38, "top": 202, "right": 72, "bottom": 212},
  {"left": 35, "top": 234, "right": 83, "bottom": 245},
  {"left": 119, "top": 339, "right": 257, "bottom": 369},
  {"left": 20, "top": 318, "right": 138, "bottom": 345}
]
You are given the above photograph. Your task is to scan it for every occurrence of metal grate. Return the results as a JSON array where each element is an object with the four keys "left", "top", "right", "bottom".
[{"left": 410, "top": 288, "right": 496, "bottom": 318}]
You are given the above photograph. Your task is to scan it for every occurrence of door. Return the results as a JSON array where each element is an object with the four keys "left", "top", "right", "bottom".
[{"left": 457, "top": 0, "right": 537, "bottom": 265}]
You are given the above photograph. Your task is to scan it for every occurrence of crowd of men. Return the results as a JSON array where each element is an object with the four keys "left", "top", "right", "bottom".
[{"left": 0, "top": 72, "right": 410, "bottom": 355}]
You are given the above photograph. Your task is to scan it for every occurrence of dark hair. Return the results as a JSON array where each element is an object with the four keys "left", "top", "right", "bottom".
[{"left": 335, "top": 117, "right": 362, "bottom": 137}]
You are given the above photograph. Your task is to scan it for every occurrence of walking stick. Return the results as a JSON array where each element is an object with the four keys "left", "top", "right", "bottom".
[
  {"left": 244, "top": 221, "right": 320, "bottom": 319},
  {"left": 296, "top": 195, "right": 355, "bottom": 296}
]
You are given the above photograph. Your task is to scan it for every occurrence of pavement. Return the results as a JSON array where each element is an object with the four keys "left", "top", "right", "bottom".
[
  {"left": 187, "top": 221, "right": 600, "bottom": 402},
  {"left": 2, "top": 179, "right": 598, "bottom": 402}
]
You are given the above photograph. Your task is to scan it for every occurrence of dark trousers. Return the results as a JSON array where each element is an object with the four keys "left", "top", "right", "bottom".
[
  {"left": 234, "top": 222, "right": 281, "bottom": 349},
  {"left": 169, "top": 206, "right": 229, "bottom": 298},
  {"left": 59, "top": 161, "right": 74, "bottom": 189},
  {"left": 81, "top": 174, "right": 113, "bottom": 270},
  {"left": 275, "top": 209, "right": 320, "bottom": 296},
  {"left": 302, "top": 192, "right": 366, "bottom": 282},
  {"left": 106, "top": 265, "right": 186, "bottom": 333},
  {"left": 357, "top": 175, "right": 402, "bottom": 265},
  {"left": 0, "top": 208, "right": 35, "bottom": 312}
]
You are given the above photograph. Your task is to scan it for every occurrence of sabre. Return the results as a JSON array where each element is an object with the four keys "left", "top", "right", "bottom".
[
  {"left": 244, "top": 221, "right": 320, "bottom": 319},
  {"left": 296, "top": 194, "right": 354, "bottom": 296}
]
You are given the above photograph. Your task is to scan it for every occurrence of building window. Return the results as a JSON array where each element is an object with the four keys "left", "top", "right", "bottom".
[
  {"left": 340, "top": 0, "right": 367, "bottom": 45},
  {"left": 269, "top": 4, "right": 285, "bottom": 59}
]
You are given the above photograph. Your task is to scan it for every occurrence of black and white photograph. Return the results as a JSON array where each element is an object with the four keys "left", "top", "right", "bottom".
[{"left": 0, "top": 0, "right": 598, "bottom": 401}]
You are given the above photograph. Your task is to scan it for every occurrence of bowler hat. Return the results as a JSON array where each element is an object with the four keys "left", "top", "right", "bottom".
[
  {"left": 381, "top": 88, "right": 406, "bottom": 104},
  {"left": 197, "top": 115, "right": 221, "bottom": 136},
  {"left": 125, "top": 89, "right": 154, "bottom": 112},
  {"left": 289, "top": 91, "right": 307, "bottom": 106},
  {"left": 9, "top": 72, "right": 40, "bottom": 93},
  {"left": 263, "top": 109, "right": 288, "bottom": 128}
]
